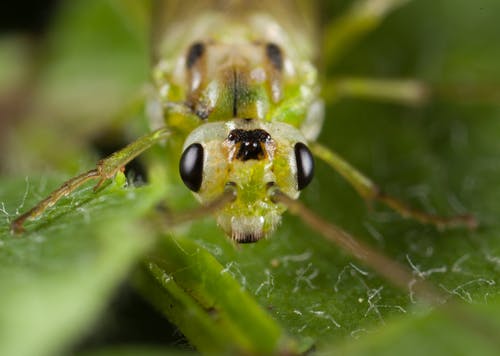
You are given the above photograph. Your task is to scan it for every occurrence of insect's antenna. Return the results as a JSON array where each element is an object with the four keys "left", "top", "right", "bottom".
[
  {"left": 269, "top": 188, "right": 443, "bottom": 305},
  {"left": 164, "top": 184, "right": 237, "bottom": 227},
  {"left": 269, "top": 192, "right": 500, "bottom": 346}
]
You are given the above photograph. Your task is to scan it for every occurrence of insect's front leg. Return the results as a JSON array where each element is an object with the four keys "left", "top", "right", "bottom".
[
  {"left": 11, "top": 127, "right": 170, "bottom": 234},
  {"left": 309, "top": 141, "right": 477, "bottom": 230}
]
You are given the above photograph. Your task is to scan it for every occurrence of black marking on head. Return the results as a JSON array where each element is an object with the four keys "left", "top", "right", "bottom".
[
  {"left": 232, "top": 70, "right": 239, "bottom": 117},
  {"left": 266, "top": 43, "right": 283, "bottom": 71},
  {"left": 179, "top": 143, "right": 204, "bottom": 192},
  {"left": 228, "top": 129, "right": 271, "bottom": 161},
  {"left": 230, "top": 68, "right": 252, "bottom": 118},
  {"left": 186, "top": 42, "right": 205, "bottom": 69},
  {"left": 294, "top": 142, "right": 314, "bottom": 190}
]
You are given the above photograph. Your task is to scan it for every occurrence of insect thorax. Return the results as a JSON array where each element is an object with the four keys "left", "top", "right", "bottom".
[{"left": 152, "top": 10, "right": 321, "bottom": 138}]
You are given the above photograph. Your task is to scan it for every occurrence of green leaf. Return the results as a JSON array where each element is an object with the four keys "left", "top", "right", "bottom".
[
  {"left": 135, "top": 236, "right": 296, "bottom": 354},
  {"left": 324, "top": 300, "right": 500, "bottom": 355},
  {"left": 0, "top": 175, "right": 161, "bottom": 356},
  {"left": 81, "top": 345, "right": 196, "bottom": 356},
  {"left": 2, "top": 0, "right": 500, "bottom": 354}
]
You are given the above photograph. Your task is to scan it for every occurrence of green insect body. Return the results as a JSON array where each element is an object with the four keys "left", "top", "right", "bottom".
[{"left": 151, "top": 7, "right": 322, "bottom": 242}]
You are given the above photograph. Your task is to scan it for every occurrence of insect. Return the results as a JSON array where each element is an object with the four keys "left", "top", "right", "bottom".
[
  {"left": 11, "top": 0, "right": 476, "bottom": 300},
  {"left": 11, "top": 1, "right": 476, "bottom": 290}
]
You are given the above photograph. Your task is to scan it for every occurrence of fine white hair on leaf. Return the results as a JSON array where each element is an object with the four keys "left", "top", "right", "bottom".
[
  {"left": 309, "top": 309, "right": 341, "bottom": 329},
  {"left": 349, "top": 263, "right": 369, "bottom": 276},
  {"left": 334, "top": 263, "right": 370, "bottom": 293},
  {"left": 440, "top": 278, "right": 496, "bottom": 303},
  {"left": 292, "top": 262, "right": 318, "bottom": 293},
  {"left": 350, "top": 328, "right": 368, "bottom": 339},
  {"left": 171, "top": 236, "right": 192, "bottom": 257},
  {"left": 405, "top": 255, "right": 447, "bottom": 303},
  {"left": 364, "top": 286, "right": 385, "bottom": 323},
  {"left": 451, "top": 254, "right": 471, "bottom": 273},
  {"left": 406, "top": 254, "right": 447, "bottom": 279},
  {"left": 484, "top": 251, "right": 500, "bottom": 271},
  {"left": 194, "top": 239, "right": 223, "bottom": 256},
  {"left": 18, "top": 176, "right": 31, "bottom": 213},
  {"left": 279, "top": 250, "right": 312, "bottom": 267},
  {"left": 255, "top": 269, "right": 274, "bottom": 298},
  {"left": 0, "top": 202, "right": 11, "bottom": 224},
  {"left": 13, "top": 176, "right": 32, "bottom": 216},
  {"left": 220, "top": 261, "right": 247, "bottom": 289},
  {"left": 296, "top": 323, "right": 308, "bottom": 333}
]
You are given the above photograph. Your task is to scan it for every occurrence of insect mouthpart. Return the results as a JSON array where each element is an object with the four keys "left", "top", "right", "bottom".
[
  {"left": 214, "top": 182, "right": 282, "bottom": 244},
  {"left": 218, "top": 212, "right": 282, "bottom": 244},
  {"left": 230, "top": 216, "right": 266, "bottom": 243}
]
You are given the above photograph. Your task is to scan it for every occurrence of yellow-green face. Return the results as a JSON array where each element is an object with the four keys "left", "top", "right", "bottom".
[{"left": 179, "top": 118, "right": 314, "bottom": 243}]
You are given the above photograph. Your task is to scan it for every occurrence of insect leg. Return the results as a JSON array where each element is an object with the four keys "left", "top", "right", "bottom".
[
  {"left": 324, "top": 77, "right": 500, "bottom": 106},
  {"left": 272, "top": 189, "right": 500, "bottom": 346},
  {"left": 309, "top": 141, "right": 477, "bottom": 230},
  {"left": 323, "top": 77, "right": 428, "bottom": 106},
  {"left": 323, "top": 0, "right": 411, "bottom": 67},
  {"left": 92, "top": 127, "right": 170, "bottom": 190},
  {"left": 11, "top": 127, "right": 170, "bottom": 234}
]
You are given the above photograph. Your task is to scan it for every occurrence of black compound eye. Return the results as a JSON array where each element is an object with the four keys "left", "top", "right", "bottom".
[
  {"left": 179, "top": 143, "right": 204, "bottom": 192},
  {"left": 294, "top": 142, "right": 314, "bottom": 190}
]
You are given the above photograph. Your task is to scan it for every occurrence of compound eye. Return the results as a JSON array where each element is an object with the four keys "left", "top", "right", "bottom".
[
  {"left": 294, "top": 142, "right": 314, "bottom": 190},
  {"left": 179, "top": 143, "right": 204, "bottom": 192}
]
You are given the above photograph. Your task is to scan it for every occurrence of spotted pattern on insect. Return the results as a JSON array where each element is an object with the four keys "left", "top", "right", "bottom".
[
  {"left": 265, "top": 43, "right": 284, "bottom": 71},
  {"left": 186, "top": 42, "right": 205, "bottom": 69},
  {"left": 182, "top": 39, "right": 293, "bottom": 123}
]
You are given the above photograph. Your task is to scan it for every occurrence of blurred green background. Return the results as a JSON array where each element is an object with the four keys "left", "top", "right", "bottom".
[{"left": 1, "top": 0, "right": 500, "bottom": 355}]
